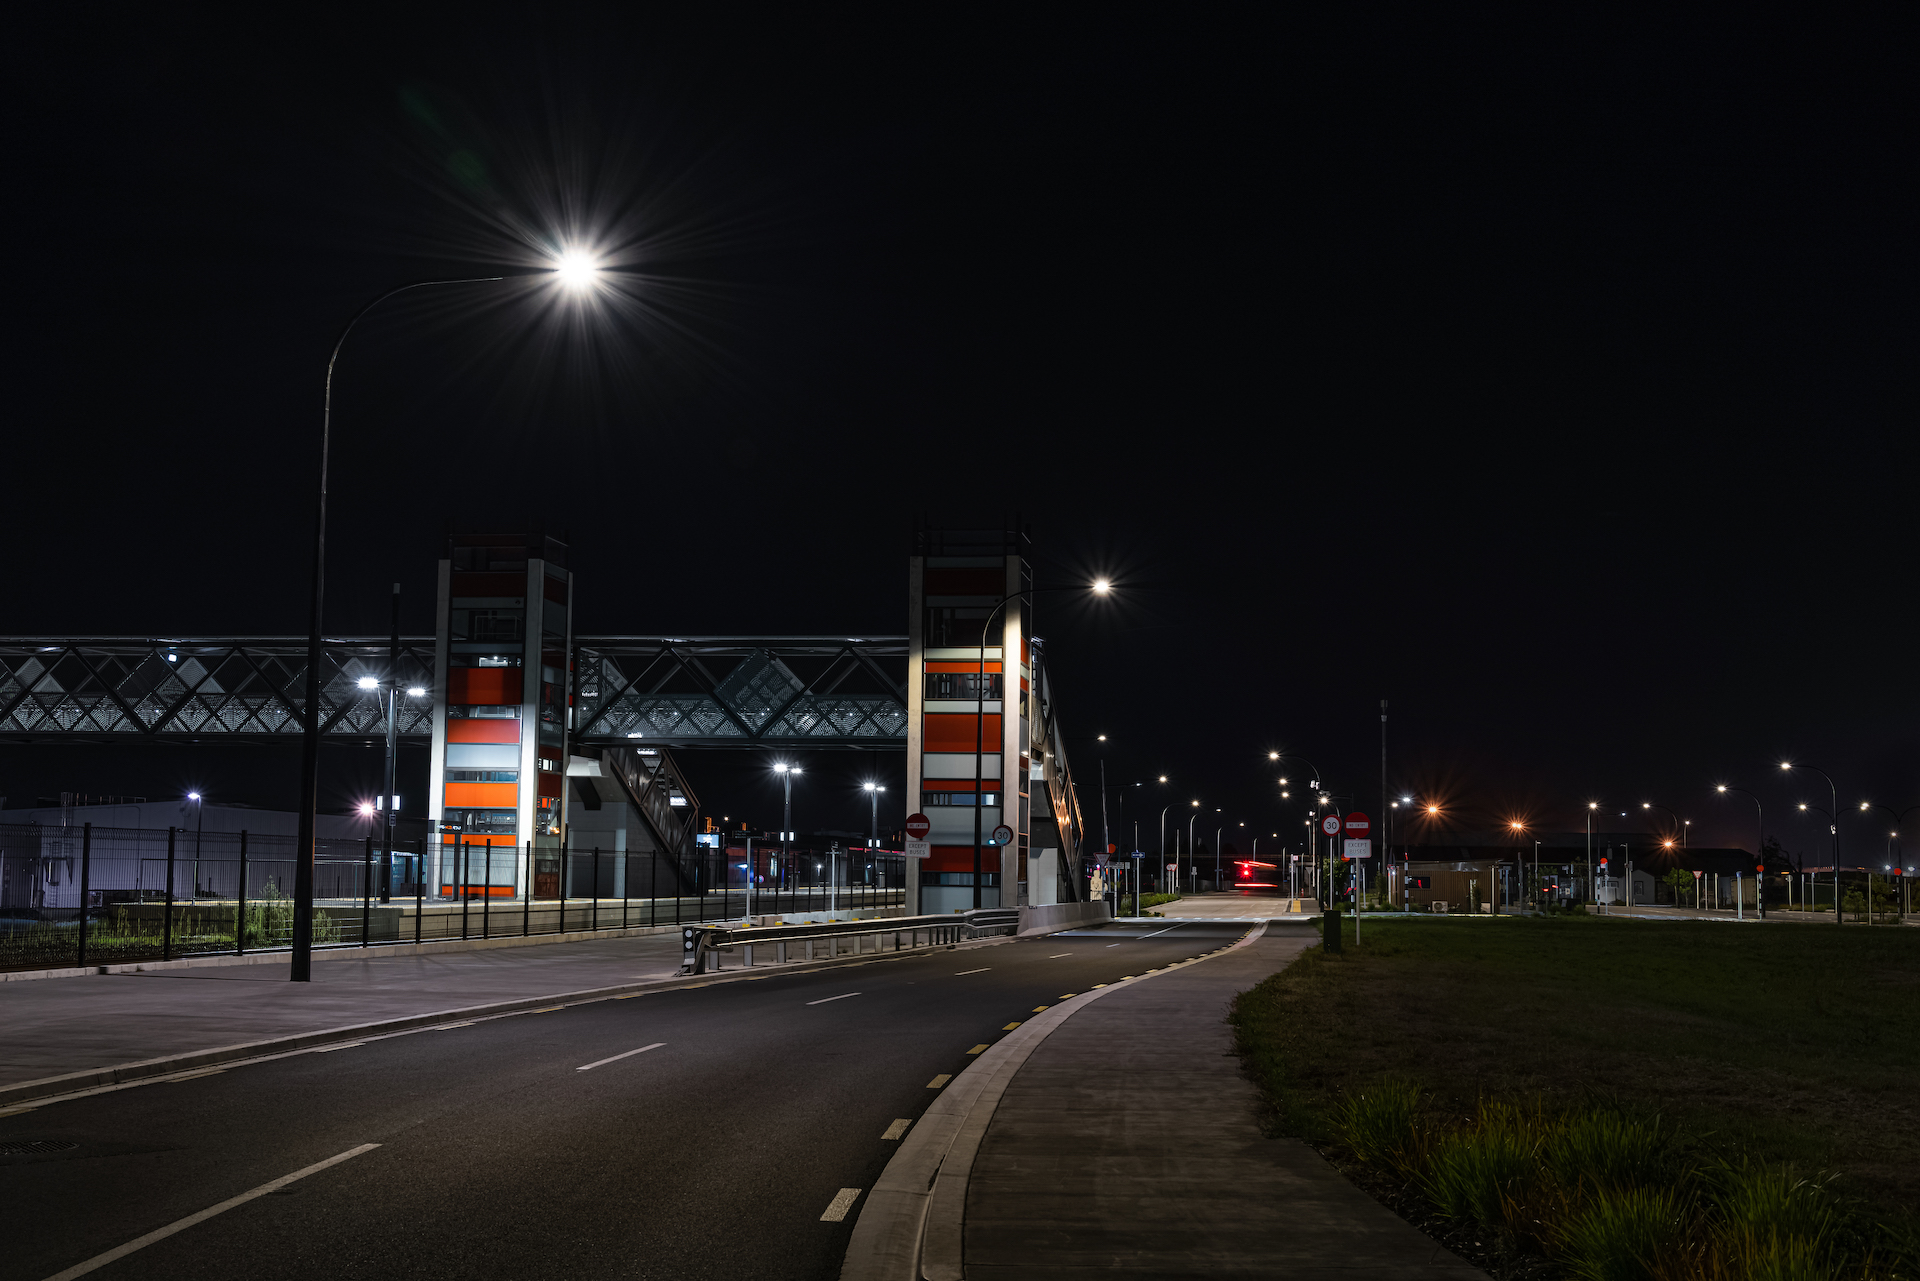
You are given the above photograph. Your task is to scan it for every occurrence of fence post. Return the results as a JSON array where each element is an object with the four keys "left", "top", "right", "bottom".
[
  {"left": 77, "top": 822, "right": 92, "bottom": 968},
  {"left": 557, "top": 839, "right": 566, "bottom": 935},
  {"left": 415, "top": 838, "right": 424, "bottom": 945},
  {"left": 482, "top": 841, "right": 492, "bottom": 939},
  {"left": 163, "top": 826, "right": 176, "bottom": 962},
  {"left": 592, "top": 848, "right": 601, "bottom": 931},
  {"left": 237, "top": 830, "right": 248, "bottom": 955},
  {"left": 362, "top": 835, "right": 373, "bottom": 947},
  {"left": 460, "top": 841, "right": 470, "bottom": 940},
  {"left": 522, "top": 842, "right": 531, "bottom": 938}
]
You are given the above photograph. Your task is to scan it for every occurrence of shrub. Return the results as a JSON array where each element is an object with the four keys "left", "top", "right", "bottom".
[{"left": 1333, "top": 1078, "right": 1422, "bottom": 1170}]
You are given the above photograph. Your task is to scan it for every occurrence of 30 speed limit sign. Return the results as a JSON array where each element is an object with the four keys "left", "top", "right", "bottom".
[{"left": 1321, "top": 815, "right": 1342, "bottom": 836}]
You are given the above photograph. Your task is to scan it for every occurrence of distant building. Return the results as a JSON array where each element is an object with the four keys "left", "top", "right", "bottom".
[{"left": 1390, "top": 831, "right": 1762, "bottom": 910}]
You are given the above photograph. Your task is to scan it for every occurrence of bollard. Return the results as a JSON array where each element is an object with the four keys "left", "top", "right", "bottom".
[{"left": 1322, "top": 905, "right": 1342, "bottom": 953}]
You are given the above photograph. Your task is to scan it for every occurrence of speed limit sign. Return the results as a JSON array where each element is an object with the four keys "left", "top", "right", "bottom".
[{"left": 1320, "top": 815, "right": 1342, "bottom": 836}]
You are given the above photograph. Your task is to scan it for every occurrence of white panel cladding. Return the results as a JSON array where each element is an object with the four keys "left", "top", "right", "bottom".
[
  {"left": 925, "top": 700, "right": 1002, "bottom": 714},
  {"left": 447, "top": 742, "right": 520, "bottom": 768},
  {"left": 923, "top": 752, "right": 1002, "bottom": 778},
  {"left": 926, "top": 807, "right": 997, "bottom": 843},
  {"left": 925, "top": 647, "right": 1003, "bottom": 661}
]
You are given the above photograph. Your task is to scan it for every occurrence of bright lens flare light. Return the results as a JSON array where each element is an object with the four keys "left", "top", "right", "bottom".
[
  {"left": 1091, "top": 579, "right": 1111, "bottom": 593},
  {"left": 554, "top": 251, "right": 601, "bottom": 289}
]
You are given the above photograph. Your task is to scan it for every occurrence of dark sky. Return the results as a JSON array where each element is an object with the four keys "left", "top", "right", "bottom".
[{"left": 6, "top": 10, "right": 1917, "bottom": 865}]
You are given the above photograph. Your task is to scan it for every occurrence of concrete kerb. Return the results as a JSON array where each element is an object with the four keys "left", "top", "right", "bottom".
[
  {"left": 838, "top": 920, "right": 1273, "bottom": 1281},
  {"left": 0, "top": 933, "right": 1019, "bottom": 1111}
]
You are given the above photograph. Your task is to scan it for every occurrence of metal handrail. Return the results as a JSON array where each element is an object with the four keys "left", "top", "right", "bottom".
[{"left": 680, "top": 907, "right": 1016, "bottom": 973}]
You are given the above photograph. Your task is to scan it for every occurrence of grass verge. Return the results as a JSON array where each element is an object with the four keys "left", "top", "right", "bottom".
[{"left": 1231, "top": 915, "right": 1920, "bottom": 1278}]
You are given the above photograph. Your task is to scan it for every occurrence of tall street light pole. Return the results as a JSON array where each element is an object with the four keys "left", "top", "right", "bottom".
[
  {"left": 970, "top": 582, "right": 1108, "bottom": 910},
  {"left": 1716, "top": 785, "right": 1766, "bottom": 920},
  {"left": 862, "top": 782, "right": 886, "bottom": 847},
  {"left": 776, "top": 762, "right": 803, "bottom": 918},
  {"left": 292, "top": 264, "right": 599, "bottom": 982},
  {"left": 1782, "top": 762, "right": 1841, "bottom": 924}
]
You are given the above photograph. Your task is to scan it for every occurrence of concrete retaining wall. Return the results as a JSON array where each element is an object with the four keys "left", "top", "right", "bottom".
[{"left": 1017, "top": 900, "right": 1113, "bottom": 935}]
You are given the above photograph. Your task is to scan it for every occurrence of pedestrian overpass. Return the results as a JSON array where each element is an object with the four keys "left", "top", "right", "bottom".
[{"left": 0, "top": 525, "right": 1093, "bottom": 912}]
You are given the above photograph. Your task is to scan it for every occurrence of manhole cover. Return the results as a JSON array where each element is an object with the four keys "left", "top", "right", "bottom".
[{"left": 0, "top": 1140, "right": 78, "bottom": 1156}]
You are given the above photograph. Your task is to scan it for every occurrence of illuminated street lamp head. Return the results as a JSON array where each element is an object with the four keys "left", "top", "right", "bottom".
[
  {"left": 407, "top": 686, "right": 426, "bottom": 697},
  {"left": 1277, "top": 776, "right": 1287, "bottom": 785},
  {"left": 188, "top": 791, "right": 201, "bottom": 801},
  {"left": 862, "top": 782, "right": 875, "bottom": 791},
  {"left": 554, "top": 250, "right": 600, "bottom": 289},
  {"left": 1860, "top": 802, "right": 1870, "bottom": 811},
  {"left": 1091, "top": 579, "right": 1111, "bottom": 594},
  {"left": 1191, "top": 800, "right": 1199, "bottom": 807},
  {"left": 1589, "top": 801, "right": 1598, "bottom": 809},
  {"left": 1097, "top": 734, "right": 1106, "bottom": 741},
  {"left": 1268, "top": 752, "right": 1279, "bottom": 761},
  {"left": 1715, "top": 786, "right": 1727, "bottom": 793},
  {"left": 358, "top": 802, "right": 374, "bottom": 816},
  {"left": 1427, "top": 805, "right": 1439, "bottom": 815},
  {"left": 1159, "top": 775, "right": 1167, "bottom": 783},
  {"left": 1510, "top": 821, "right": 1523, "bottom": 831},
  {"left": 1799, "top": 803, "right": 1808, "bottom": 811},
  {"left": 1780, "top": 762, "right": 1793, "bottom": 771},
  {"left": 357, "top": 675, "right": 378, "bottom": 690}
]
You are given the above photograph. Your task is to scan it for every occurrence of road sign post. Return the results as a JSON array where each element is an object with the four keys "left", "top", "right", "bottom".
[{"left": 1344, "top": 814, "right": 1371, "bottom": 939}]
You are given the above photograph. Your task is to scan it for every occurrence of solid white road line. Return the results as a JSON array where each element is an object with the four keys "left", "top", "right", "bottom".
[
  {"left": 806, "top": 992, "right": 863, "bottom": 1006},
  {"left": 881, "top": 1119, "right": 911, "bottom": 1140},
  {"left": 41, "top": 1143, "right": 380, "bottom": 1281},
  {"left": 1046, "top": 953, "right": 1072, "bottom": 958},
  {"left": 576, "top": 1043, "right": 666, "bottom": 1072},
  {"left": 953, "top": 968, "right": 991, "bottom": 975},
  {"left": 821, "top": 1188, "right": 863, "bottom": 1222},
  {"left": 1136, "top": 925, "right": 1183, "bottom": 939}
]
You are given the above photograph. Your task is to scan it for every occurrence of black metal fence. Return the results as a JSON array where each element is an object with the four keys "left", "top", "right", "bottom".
[{"left": 0, "top": 822, "right": 906, "bottom": 973}]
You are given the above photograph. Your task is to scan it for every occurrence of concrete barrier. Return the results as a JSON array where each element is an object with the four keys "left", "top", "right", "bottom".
[{"left": 1016, "top": 900, "right": 1112, "bottom": 936}]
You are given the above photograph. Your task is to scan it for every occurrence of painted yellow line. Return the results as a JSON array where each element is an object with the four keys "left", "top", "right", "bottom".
[
  {"left": 927, "top": 1074, "right": 952, "bottom": 1089},
  {"left": 966, "top": 1044, "right": 988, "bottom": 1054},
  {"left": 881, "top": 1119, "right": 911, "bottom": 1140},
  {"left": 1031, "top": 1006, "right": 1049, "bottom": 1013},
  {"left": 1002, "top": 1022, "right": 1022, "bottom": 1030}
]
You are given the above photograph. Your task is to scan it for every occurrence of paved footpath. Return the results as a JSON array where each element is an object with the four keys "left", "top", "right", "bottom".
[
  {"left": 961, "top": 928, "right": 1485, "bottom": 1279},
  {"left": 1143, "top": 892, "right": 1311, "bottom": 919},
  {"left": 0, "top": 932, "right": 689, "bottom": 1089}
]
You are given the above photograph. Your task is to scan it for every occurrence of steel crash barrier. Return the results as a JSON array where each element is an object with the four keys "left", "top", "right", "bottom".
[{"left": 680, "top": 908, "right": 1019, "bottom": 974}]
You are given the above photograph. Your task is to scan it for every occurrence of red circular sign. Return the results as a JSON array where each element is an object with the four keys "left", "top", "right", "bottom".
[
  {"left": 1320, "top": 815, "right": 1342, "bottom": 836},
  {"left": 1345, "top": 812, "right": 1371, "bottom": 835},
  {"left": 905, "top": 813, "right": 931, "bottom": 840}
]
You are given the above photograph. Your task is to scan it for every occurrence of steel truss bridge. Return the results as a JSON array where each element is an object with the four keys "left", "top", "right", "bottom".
[{"left": 0, "top": 637, "right": 908, "bottom": 750}]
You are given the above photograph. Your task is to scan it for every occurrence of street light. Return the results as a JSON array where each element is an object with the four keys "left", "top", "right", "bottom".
[
  {"left": 1782, "top": 762, "right": 1842, "bottom": 924},
  {"left": 1715, "top": 785, "right": 1766, "bottom": 920},
  {"left": 861, "top": 782, "right": 887, "bottom": 848},
  {"left": 293, "top": 258, "right": 596, "bottom": 982},
  {"left": 775, "top": 763, "right": 803, "bottom": 917},
  {"left": 964, "top": 581, "right": 1109, "bottom": 910}
]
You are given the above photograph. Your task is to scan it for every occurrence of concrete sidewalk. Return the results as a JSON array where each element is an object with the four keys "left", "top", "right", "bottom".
[
  {"left": 960, "top": 929, "right": 1484, "bottom": 1278},
  {"left": 0, "top": 930, "right": 690, "bottom": 1090}
]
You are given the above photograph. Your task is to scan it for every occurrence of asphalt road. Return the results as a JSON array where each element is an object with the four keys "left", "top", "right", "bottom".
[{"left": 4, "top": 920, "right": 1258, "bottom": 1281}]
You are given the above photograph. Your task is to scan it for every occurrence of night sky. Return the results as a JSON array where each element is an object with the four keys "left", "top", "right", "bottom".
[{"left": 7, "top": 12, "right": 1917, "bottom": 866}]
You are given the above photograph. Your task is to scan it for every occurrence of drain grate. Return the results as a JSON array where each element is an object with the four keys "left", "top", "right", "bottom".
[{"left": 0, "top": 1139, "right": 79, "bottom": 1156}]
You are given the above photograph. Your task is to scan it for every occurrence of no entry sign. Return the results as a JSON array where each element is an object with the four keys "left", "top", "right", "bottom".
[
  {"left": 905, "top": 813, "right": 931, "bottom": 840},
  {"left": 1344, "top": 812, "right": 1371, "bottom": 836}
]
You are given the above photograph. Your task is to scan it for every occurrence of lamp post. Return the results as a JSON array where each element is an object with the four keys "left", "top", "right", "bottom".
[
  {"left": 1782, "top": 762, "right": 1841, "bottom": 924},
  {"left": 968, "top": 582, "right": 1108, "bottom": 910},
  {"left": 1586, "top": 802, "right": 1599, "bottom": 909},
  {"left": 1715, "top": 786, "right": 1766, "bottom": 919},
  {"left": 775, "top": 763, "right": 803, "bottom": 918},
  {"left": 292, "top": 258, "right": 597, "bottom": 982},
  {"left": 188, "top": 791, "right": 205, "bottom": 898},
  {"left": 1855, "top": 802, "right": 1920, "bottom": 925},
  {"left": 862, "top": 782, "right": 887, "bottom": 847}
]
